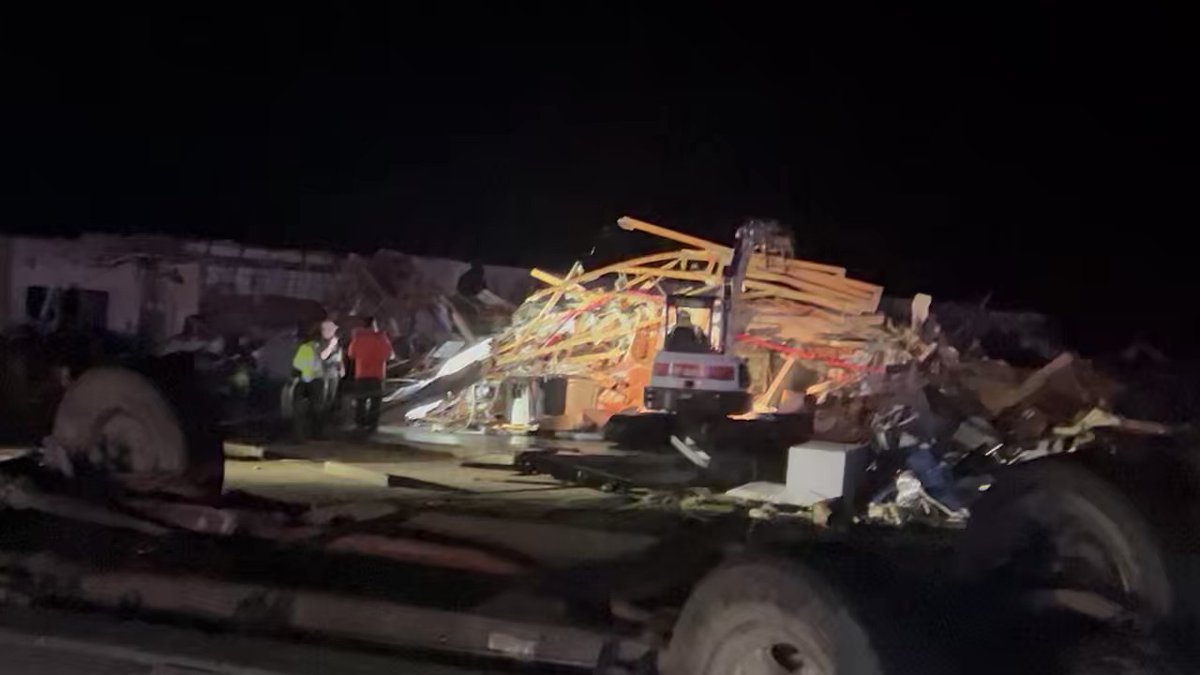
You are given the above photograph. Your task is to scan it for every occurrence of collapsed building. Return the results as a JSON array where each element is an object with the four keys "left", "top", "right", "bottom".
[
  {"left": 0, "top": 233, "right": 531, "bottom": 343},
  {"left": 391, "top": 217, "right": 1179, "bottom": 529},
  {"left": 396, "top": 217, "right": 894, "bottom": 428},
  {"left": 0, "top": 232, "right": 532, "bottom": 441},
  {"left": 0, "top": 220, "right": 1196, "bottom": 672}
]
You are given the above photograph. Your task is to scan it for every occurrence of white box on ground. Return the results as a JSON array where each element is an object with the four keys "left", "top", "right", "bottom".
[
  {"left": 786, "top": 440, "right": 869, "bottom": 505},
  {"left": 725, "top": 440, "right": 869, "bottom": 507}
]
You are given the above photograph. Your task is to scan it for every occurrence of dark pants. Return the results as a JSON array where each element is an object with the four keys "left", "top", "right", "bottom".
[
  {"left": 322, "top": 374, "right": 341, "bottom": 412},
  {"left": 292, "top": 379, "right": 326, "bottom": 441},
  {"left": 354, "top": 378, "right": 384, "bottom": 431}
]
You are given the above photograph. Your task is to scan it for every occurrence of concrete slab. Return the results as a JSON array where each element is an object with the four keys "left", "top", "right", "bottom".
[
  {"left": 224, "top": 459, "right": 401, "bottom": 504},
  {"left": 377, "top": 426, "right": 534, "bottom": 460},
  {"left": 321, "top": 460, "right": 405, "bottom": 487},
  {"left": 223, "top": 441, "right": 267, "bottom": 460},
  {"left": 374, "top": 426, "right": 621, "bottom": 463},
  {"left": 322, "top": 461, "right": 468, "bottom": 492}
]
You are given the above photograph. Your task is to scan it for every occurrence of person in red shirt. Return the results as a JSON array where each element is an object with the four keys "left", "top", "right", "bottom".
[{"left": 346, "top": 316, "right": 395, "bottom": 432}]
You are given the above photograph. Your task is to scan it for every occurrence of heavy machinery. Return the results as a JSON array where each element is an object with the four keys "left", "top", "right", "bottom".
[
  {"left": 644, "top": 293, "right": 750, "bottom": 415},
  {"left": 644, "top": 218, "right": 793, "bottom": 416}
]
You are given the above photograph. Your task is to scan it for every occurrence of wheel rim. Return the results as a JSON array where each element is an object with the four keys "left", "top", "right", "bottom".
[{"left": 96, "top": 411, "right": 155, "bottom": 472}]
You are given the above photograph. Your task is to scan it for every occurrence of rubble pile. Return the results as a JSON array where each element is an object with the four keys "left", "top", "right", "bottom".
[
  {"left": 387, "top": 217, "right": 1180, "bottom": 530},
  {"left": 334, "top": 250, "right": 526, "bottom": 363},
  {"left": 780, "top": 301, "right": 1180, "bottom": 527},
  {"left": 400, "top": 217, "right": 927, "bottom": 428}
]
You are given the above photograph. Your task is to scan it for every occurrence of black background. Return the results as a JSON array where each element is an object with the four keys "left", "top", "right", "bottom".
[{"left": 3, "top": 5, "right": 1196, "bottom": 353}]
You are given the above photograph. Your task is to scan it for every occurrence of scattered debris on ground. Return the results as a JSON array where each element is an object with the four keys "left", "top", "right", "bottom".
[{"left": 386, "top": 217, "right": 1186, "bottom": 533}]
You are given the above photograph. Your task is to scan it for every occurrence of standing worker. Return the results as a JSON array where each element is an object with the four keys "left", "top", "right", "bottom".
[
  {"left": 665, "top": 310, "right": 709, "bottom": 353},
  {"left": 318, "top": 319, "right": 345, "bottom": 416},
  {"left": 456, "top": 261, "right": 487, "bottom": 299},
  {"left": 347, "top": 316, "right": 394, "bottom": 434},
  {"left": 290, "top": 326, "right": 325, "bottom": 441}
]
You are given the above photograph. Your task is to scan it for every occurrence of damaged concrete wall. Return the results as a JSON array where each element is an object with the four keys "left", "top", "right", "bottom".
[
  {"left": 408, "top": 255, "right": 533, "bottom": 305},
  {"left": 160, "top": 262, "right": 201, "bottom": 337},
  {"left": 6, "top": 236, "right": 144, "bottom": 334},
  {"left": 1, "top": 233, "right": 528, "bottom": 345}
]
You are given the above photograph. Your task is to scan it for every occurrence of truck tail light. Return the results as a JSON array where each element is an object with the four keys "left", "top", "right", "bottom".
[
  {"left": 653, "top": 362, "right": 670, "bottom": 376},
  {"left": 671, "top": 362, "right": 703, "bottom": 378},
  {"left": 706, "top": 365, "right": 736, "bottom": 380}
]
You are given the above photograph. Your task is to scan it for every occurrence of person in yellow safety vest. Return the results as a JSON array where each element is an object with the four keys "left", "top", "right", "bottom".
[{"left": 291, "top": 328, "right": 326, "bottom": 441}]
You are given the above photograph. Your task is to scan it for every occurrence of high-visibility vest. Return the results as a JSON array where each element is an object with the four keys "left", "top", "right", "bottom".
[{"left": 292, "top": 342, "right": 323, "bottom": 383}]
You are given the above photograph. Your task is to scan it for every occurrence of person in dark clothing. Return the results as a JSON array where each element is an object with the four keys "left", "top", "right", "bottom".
[
  {"left": 456, "top": 262, "right": 487, "bottom": 298},
  {"left": 664, "top": 311, "right": 710, "bottom": 353},
  {"left": 347, "top": 316, "right": 394, "bottom": 433},
  {"left": 318, "top": 319, "right": 345, "bottom": 417}
]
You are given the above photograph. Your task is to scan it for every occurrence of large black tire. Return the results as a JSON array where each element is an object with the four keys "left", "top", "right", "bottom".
[
  {"left": 958, "top": 460, "right": 1173, "bottom": 623},
  {"left": 602, "top": 413, "right": 672, "bottom": 450},
  {"left": 660, "top": 557, "right": 883, "bottom": 675},
  {"left": 50, "top": 367, "right": 223, "bottom": 496}
]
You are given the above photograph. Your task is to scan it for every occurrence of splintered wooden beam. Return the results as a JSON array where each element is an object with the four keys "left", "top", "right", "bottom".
[
  {"left": 623, "top": 260, "right": 677, "bottom": 291},
  {"left": 517, "top": 262, "right": 592, "bottom": 343},
  {"left": 680, "top": 284, "right": 720, "bottom": 297},
  {"left": 528, "top": 251, "right": 674, "bottom": 296},
  {"left": 494, "top": 317, "right": 660, "bottom": 366},
  {"left": 530, "top": 268, "right": 567, "bottom": 286},
  {"left": 615, "top": 216, "right": 864, "bottom": 285},
  {"left": 498, "top": 315, "right": 627, "bottom": 364},
  {"left": 560, "top": 349, "right": 624, "bottom": 365},
  {"left": 527, "top": 249, "right": 719, "bottom": 299},
  {"left": 610, "top": 267, "right": 717, "bottom": 284},
  {"left": 752, "top": 257, "right": 882, "bottom": 310},
  {"left": 748, "top": 260, "right": 875, "bottom": 299},
  {"left": 744, "top": 279, "right": 856, "bottom": 313},
  {"left": 748, "top": 269, "right": 871, "bottom": 308},
  {"left": 617, "top": 216, "right": 731, "bottom": 256},
  {"left": 749, "top": 253, "right": 847, "bottom": 278},
  {"left": 497, "top": 303, "right": 587, "bottom": 355},
  {"left": 755, "top": 356, "right": 797, "bottom": 411}
]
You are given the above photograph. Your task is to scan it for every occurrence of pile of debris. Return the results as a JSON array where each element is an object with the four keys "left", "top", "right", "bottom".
[
  {"left": 333, "top": 250, "right": 529, "bottom": 363},
  {"left": 387, "top": 217, "right": 1183, "bottom": 532},
  {"left": 842, "top": 346, "right": 1171, "bottom": 526},
  {"left": 398, "top": 217, "right": 920, "bottom": 428}
]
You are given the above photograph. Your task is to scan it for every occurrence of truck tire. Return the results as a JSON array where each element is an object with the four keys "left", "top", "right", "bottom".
[
  {"left": 50, "top": 367, "right": 223, "bottom": 496},
  {"left": 958, "top": 460, "right": 1173, "bottom": 623},
  {"left": 660, "top": 557, "right": 883, "bottom": 675}
]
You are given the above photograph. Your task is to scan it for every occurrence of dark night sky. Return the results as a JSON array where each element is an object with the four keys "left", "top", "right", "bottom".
[{"left": 2, "top": 6, "right": 1196, "bottom": 353}]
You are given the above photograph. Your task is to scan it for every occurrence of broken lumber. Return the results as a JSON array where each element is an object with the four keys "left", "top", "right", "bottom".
[{"left": 402, "top": 216, "right": 903, "bottom": 430}]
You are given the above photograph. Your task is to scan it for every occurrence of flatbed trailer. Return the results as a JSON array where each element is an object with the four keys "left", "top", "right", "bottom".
[{"left": 0, "top": 365, "right": 1196, "bottom": 673}]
